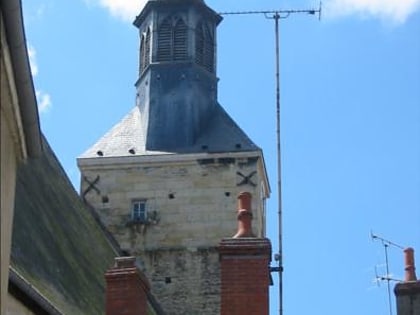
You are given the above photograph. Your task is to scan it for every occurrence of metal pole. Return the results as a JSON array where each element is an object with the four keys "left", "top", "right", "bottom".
[
  {"left": 384, "top": 244, "right": 393, "bottom": 315},
  {"left": 274, "top": 13, "right": 284, "bottom": 315},
  {"left": 220, "top": 9, "right": 321, "bottom": 315}
]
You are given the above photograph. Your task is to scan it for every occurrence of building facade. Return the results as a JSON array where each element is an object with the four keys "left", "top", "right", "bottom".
[{"left": 1, "top": 1, "right": 42, "bottom": 312}]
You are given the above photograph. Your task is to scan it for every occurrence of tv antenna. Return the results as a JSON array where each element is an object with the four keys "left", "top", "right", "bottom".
[
  {"left": 371, "top": 231, "right": 404, "bottom": 315},
  {"left": 220, "top": 4, "right": 322, "bottom": 315}
]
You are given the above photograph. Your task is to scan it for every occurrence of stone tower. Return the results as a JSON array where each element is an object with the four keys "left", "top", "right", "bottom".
[{"left": 78, "top": 1, "right": 270, "bottom": 314}]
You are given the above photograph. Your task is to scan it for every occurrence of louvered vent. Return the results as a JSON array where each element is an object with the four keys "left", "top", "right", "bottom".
[
  {"left": 144, "top": 29, "right": 151, "bottom": 69},
  {"left": 157, "top": 19, "right": 172, "bottom": 62},
  {"left": 174, "top": 19, "right": 188, "bottom": 60},
  {"left": 140, "top": 35, "right": 146, "bottom": 74},
  {"left": 203, "top": 26, "right": 214, "bottom": 73},
  {"left": 195, "top": 22, "right": 214, "bottom": 73},
  {"left": 140, "top": 28, "right": 151, "bottom": 74},
  {"left": 195, "top": 22, "right": 204, "bottom": 66}
]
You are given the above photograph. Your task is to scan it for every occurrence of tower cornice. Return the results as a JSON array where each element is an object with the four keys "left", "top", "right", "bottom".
[
  {"left": 133, "top": 0, "right": 222, "bottom": 28},
  {"left": 78, "top": 150, "right": 263, "bottom": 168}
]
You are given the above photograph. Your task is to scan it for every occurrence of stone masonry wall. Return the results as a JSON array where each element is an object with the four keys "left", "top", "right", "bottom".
[
  {"left": 81, "top": 156, "right": 266, "bottom": 251},
  {"left": 139, "top": 247, "right": 220, "bottom": 315},
  {"left": 79, "top": 155, "right": 267, "bottom": 314}
]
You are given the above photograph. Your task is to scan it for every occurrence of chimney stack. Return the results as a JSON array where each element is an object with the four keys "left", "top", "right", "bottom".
[
  {"left": 394, "top": 248, "right": 420, "bottom": 315},
  {"left": 105, "top": 257, "right": 150, "bottom": 315},
  {"left": 218, "top": 192, "right": 272, "bottom": 315}
]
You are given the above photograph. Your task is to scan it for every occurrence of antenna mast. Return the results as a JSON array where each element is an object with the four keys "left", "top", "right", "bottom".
[
  {"left": 371, "top": 232, "right": 404, "bottom": 315},
  {"left": 220, "top": 5, "right": 321, "bottom": 315}
]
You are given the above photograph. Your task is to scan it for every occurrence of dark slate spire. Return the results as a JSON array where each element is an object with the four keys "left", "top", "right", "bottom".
[
  {"left": 80, "top": 0, "right": 260, "bottom": 159},
  {"left": 133, "top": 0, "right": 223, "bottom": 151}
]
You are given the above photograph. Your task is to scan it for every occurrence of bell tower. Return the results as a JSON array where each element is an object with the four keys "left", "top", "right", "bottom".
[
  {"left": 134, "top": 0, "right": 222, "bottom": 151},
  {"left": 78, "top": 1, "right": 270, "bottom": 314}
]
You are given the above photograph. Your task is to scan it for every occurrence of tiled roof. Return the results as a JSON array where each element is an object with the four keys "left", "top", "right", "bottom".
[
  {"left": 11, "top": 136, "right": 118, "bottom": 314},
  {"left": 79, "top": 104, "right": 260, "bottom": 159}
]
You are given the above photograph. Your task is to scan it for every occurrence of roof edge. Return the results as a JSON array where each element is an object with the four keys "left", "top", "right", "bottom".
[
  {"left": 78, "top": 150, "right": 263, "bottom": 168},
  {"left": 256, "top": 149, "right": 271, "bottom": 197},
  {"left": 8, "top": 268, "right": 63, "bottom": 315},
  {"left": 1, "top": 0, "right": 43, "bottom": 157}
]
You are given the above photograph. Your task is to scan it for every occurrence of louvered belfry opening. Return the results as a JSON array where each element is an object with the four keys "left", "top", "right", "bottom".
[
  {"left": 195, "top": 22, "right": 214, "bottom": 73},
  {"left": 156, "top": 16, "right": 188, "bottom": 63},
  {"left": 174, "top": 19, "right": 188, "bottom": 60},
  {"left": 195, "top": 22, "right": 204, "bottom": 66},
  {"left": 157, "top": 17, "right": 172, "bottom": 62},
  {"left": 140, "top": 28, "right": 151, "bottom": 74},
  {"left": 134, "top": 0, "right": 222, "bottom": 79}
]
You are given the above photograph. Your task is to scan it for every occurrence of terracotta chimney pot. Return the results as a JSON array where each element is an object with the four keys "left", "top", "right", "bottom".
[
  {"left": 233, "top": 192, "right": 255, "bottom": 238},
  {"left": 237, "top": 191, "right": 251, "bottom": 211},
  {"left": 404, "top": 247, "right": 417, "bottom": 282}
]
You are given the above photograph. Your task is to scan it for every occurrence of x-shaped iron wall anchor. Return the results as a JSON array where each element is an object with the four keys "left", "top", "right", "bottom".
[
  {"left": 82, "top": 175, "right": 101, "bottom": 200},
  {"left": 236, "top": 171, "right": 257, "bottom": 187}
]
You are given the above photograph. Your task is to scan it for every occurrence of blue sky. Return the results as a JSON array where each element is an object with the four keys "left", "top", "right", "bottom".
[{"left": 22, "top": 0, "right": 420, "bottom": 314}]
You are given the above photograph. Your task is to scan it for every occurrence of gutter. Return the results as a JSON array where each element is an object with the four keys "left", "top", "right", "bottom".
[
  {"left": 8, "top": 268, "right": 63, "bottom": 315},
  {"left": 1, "top": 0, "right": 42, "bottom": 157}
]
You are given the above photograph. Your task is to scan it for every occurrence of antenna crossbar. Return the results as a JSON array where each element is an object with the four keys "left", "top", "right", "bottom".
[
  {"left": 371, "top": 232, "right": 404, "bottom": 249},
  {"left": 219, "top": 2, "right": 322, "bottom": 20},
  {"left": 220, "top": 9, "right": 318, "bottom": 15}
]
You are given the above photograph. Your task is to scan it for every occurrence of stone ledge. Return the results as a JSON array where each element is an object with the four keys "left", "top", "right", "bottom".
[{"left": 394, "top": 281, "right": 420, "bottom": 296}]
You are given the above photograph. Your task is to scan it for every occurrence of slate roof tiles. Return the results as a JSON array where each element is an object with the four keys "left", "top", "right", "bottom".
[{"left": 80, "top": 104, "right": 260, "bottom": 159}]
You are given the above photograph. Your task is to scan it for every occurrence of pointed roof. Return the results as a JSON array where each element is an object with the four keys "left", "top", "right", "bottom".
[{"left": 79, "top": 104, "right": 260, "bottom": 159}]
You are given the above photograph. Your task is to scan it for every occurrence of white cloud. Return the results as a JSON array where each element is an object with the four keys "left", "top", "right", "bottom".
[
  {"left": 85, "top": 0, "right": 148, "bottom": 22},
  {"left": 27, "top": 45, "right": 38, "bottom": 77},
  {"left": 36, "top": 91, "right": 52, "bottom": 113},
  {"left": 86, "top": 0, "right": 420, "bottom": 24},
  {"left": 27, "top": 44, "right": 53, "bottom": 114},
  {"left": 35, "top": 4, "right": 47, "bottom": 19},
  {"left": 324, "top": 0, "right": 420, "bottom": 24},
  {"left": 22, "top": 2, "right": 49, "bottom": 25}
]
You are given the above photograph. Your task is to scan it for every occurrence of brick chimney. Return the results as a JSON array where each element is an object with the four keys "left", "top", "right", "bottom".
[
  {"left": 394, "top": 248, "right": 420, "bottom": 315},
  {"left": 219, "top": 192, "right": 272, "bottom": 315},
  {"left": 105, "top": 257, "right": 150, "bottom": 315}
]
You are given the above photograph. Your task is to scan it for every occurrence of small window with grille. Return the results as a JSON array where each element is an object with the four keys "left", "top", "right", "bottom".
[{"left": 131, "top": 200, "right": 147, "bottom": 223}]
